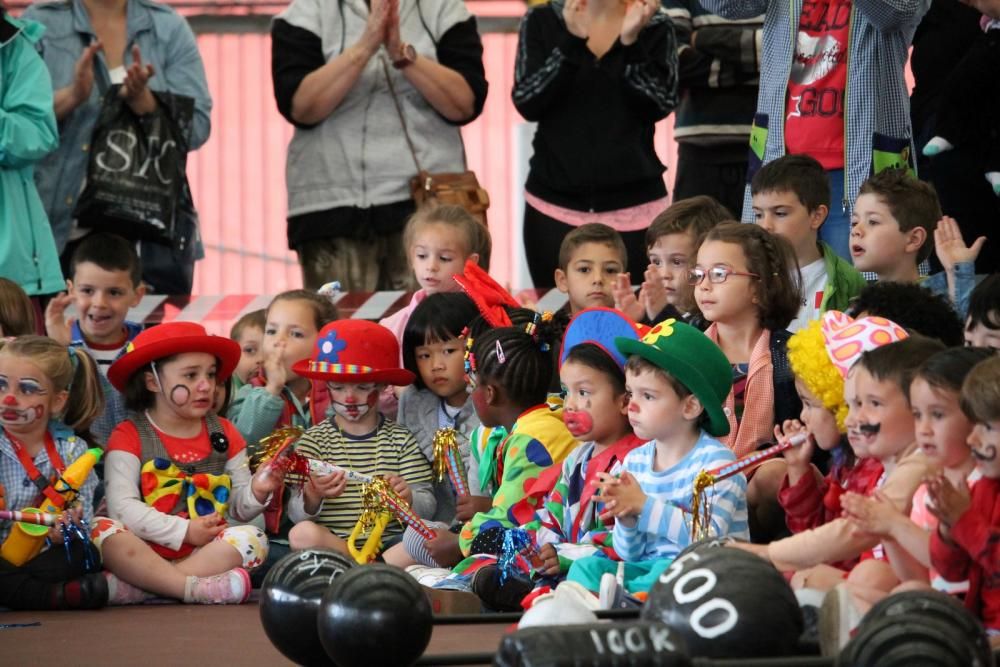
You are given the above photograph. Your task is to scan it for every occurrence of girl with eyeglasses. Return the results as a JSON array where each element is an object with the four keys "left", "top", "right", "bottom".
[{"left": 691, "top": 222, "right": 806, "bottom": 541}]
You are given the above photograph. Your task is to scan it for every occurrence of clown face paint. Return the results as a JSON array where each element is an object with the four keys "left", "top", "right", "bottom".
[
  {"left": 968, "top": 420, "right": 1000, "bottom": 479},
  {"left": 0, "top": 356, "right": 63, "bottom": 436},
  {"left": 149, "top": 353, "right": 218, "bottom": 422},
  {"left": 560, "top": 359, "right": 629, "bottom": 447},
  {"left": 849, "top": 366, "right": 915, "bottom": 462},
  {"left": 327, "top": 383, "right": 380, "bottom": 429}
]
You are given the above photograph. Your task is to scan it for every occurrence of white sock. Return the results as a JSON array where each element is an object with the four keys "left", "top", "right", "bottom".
[
  {"left": 986, "top": 171, "right": 1000, "bottom": 196},
  {"left": 922, "top": 136, "right": 955, "bottom": 156}
]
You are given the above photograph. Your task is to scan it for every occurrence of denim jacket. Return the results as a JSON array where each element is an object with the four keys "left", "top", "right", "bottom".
[
  {"left": 21, "top": 0, "right": 211, "bottom": 252},
  {"left": 698, "top": 0, "right": 930, "bottom": 222}
]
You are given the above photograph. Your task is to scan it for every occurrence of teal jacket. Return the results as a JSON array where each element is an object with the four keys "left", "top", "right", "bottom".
[
  {"left": 0, "top": 13, "right": 61, "bottom": 297},
  {"left": 820, "top": 241, "right": 867, "bottom": 313}
]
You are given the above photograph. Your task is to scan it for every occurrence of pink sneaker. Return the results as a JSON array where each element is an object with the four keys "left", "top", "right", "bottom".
[
  {"left": 105, "top": 572, "right": 150, "bottom": 605},
  {"left": 185, "top": 568, "right": 251, "bottom": 605}
]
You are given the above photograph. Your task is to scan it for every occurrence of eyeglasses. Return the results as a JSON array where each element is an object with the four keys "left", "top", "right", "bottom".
[{"left": 687, "top": 266, "right": 761, "bottom": 285}]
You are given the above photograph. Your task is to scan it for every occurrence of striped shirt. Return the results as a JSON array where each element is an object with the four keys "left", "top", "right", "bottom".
[
  {"left": 293, "top": 417, "right": 434, "bottom": 540},
  {"left": 614, "top": 431, "right": 749, "bottom": 562}
]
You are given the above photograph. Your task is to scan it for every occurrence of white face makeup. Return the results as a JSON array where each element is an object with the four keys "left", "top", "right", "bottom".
[
  {"left": 0, "top": 356, "right": 64, "bottom": 434},
  {"left": 327, "top": 383, "right": 379, "bottom": 422}
]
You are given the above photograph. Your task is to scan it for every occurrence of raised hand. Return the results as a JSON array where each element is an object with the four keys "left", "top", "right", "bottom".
[
  {"left": 120, "top": 45, "right": 157, "bottom": 115},
  {"left": 563, "top": 0, "right": 591, "bottom": 39},
  {"left": 72, "top": 42, "right": 103, "bottom": 107},
  {"left": 934, "top": 215, "right": 986, "bottom": 273},
  {"left": 387, "top": 474, "right": 412, "bottom": 506},
  {"left": 44, "top": 292, "right": 75, "bottom": 346},
  {"left": 360, "top": 0, "right": 391, "bottom": 54},
  {"left": 384, "top": 0, "right": 402, "bottom": 55},
  {"left": 620, "top": 0, "right": 657, "bottom": 46},
  {"left": 612, "top": 273, "right": 645, "bottom": 321},
  {"left": 262, "top": 346, "right": 288, "bottom": 397},
  {"left": 926, "top": 473, "right": 971, "bottom": 529},
  {"left": 842, "top": 490, "right": 902, "bottom": 538},
  {"left": 776, "top": 420, "right": 814, "bottom": 469},
  {"left": 639, "top": 264, "right": 668, "bottom": 321}
]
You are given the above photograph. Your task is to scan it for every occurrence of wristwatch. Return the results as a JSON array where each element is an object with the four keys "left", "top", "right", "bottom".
[{"left": 392, "top": 43, "right": 417, "bottom": 69}]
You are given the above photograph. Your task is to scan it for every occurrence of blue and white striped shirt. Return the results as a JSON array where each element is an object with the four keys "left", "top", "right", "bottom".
[{"left": 613, "top": 431, "right": 749, "bottom": 562}]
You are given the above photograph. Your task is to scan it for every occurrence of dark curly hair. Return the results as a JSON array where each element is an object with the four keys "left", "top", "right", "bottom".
[
  {"left": 469, "top": 314, "right": 559, "bottom": 410},
  {"left": 846, "top": 282, "right": 964, "bottom": 347}
]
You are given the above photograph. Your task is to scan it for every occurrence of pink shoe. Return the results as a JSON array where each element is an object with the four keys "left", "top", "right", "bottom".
[
  {"left": 185, "top": 568, "right": 251, "bottom": 605},
  {"left": 105, "top": 572, "right": 151, "bottom": 606}
]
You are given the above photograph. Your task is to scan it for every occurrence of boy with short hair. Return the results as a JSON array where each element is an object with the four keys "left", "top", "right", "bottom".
[
  {"left": 963, "top": 274, "right": 1000, "bottom": 349},
  {"left": 566, "top": 320, "right": 749, "bottom": 598},
  {"left": 929, "top": 355, "right": 1000, "bottom": 644},
  {"left": 850, "top": 169, "right": 977, "bottom": 317},
  {"left": 737, "top": 335, "right": 944, "bottom": 575},
  {"left": 751, "top": 154, "right": 866, "bottom": 332},
  {"left": 229, "top": 309, "right": 266, "bottom": 392},
  {"left": 554, "top": 223, "right": 627, "bottom": 316},
  {"left": 44, "top": 232, "right": 145, "bottom": 443},
  {"left": 286, "top": 319, "right": 435, "bottom": 554},
  {"left": 613, "top": 195, "right": 730, "bottom": 326}
]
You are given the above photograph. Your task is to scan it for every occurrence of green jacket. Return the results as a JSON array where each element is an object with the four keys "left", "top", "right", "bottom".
[
  {"left": 0, "top": 13, "right": 61, "bottom": 297},
  {"left": 820, "top": 241, "right": 866, "bottom": 313}
]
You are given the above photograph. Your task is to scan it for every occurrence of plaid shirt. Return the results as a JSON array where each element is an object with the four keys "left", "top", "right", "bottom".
[
  {"left": 699, "top": 0, "right": 930, "bottom": 220},
  {"left": 0, "top": 424, "right": 97, "bottom": 544}
]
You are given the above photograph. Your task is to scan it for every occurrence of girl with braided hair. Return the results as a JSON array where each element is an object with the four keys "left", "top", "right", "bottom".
[
  {"left": 692, "top": 222, "right": 804, "bottom": 541},
  {"left": 416, "top": 312, "right": 577, "bottom": 573}
]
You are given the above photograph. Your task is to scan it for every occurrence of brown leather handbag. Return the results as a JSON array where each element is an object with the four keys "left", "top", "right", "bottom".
[{"left": 382, "top": 58, "right": 490, "bottom": 227}]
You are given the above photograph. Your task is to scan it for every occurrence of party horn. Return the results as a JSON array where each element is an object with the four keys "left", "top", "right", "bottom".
[
  {"left": 0, "top": 510, "right": 61, "bottom": 526},
  {"left": 703, "top": 432, "right": 808, "bottom": 483}
]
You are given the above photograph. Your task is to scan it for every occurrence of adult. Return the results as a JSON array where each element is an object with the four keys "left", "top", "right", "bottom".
[
  {"left": 23, "top": 0, "right": 212, "bottom": 295},
  {"left": 663, "top": 0, "right": 762, "bottom": 219},
  {"left": 701, "top": 0, "right": 930, "bottom": 262},
  {"left": 512, "top": 0, "right": 679, "bottom": 288},
  {"left": 271, "top": 0, "right": 488, "bottom": 293},
  {"left": 0, "top": 7, "right": 61, "bottom": 316},
  {"left": 911, "top": 0, "right": 999, "bottom": 274}
]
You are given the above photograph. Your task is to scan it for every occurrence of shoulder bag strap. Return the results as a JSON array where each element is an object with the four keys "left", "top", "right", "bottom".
[{"left": 380, "top": 56, "right": 468, "bottom": 173}]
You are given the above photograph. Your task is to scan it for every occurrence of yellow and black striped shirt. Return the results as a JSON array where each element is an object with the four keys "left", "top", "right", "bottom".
[{"left": 294, "top": 417, "right": 434, "bottom": 539}]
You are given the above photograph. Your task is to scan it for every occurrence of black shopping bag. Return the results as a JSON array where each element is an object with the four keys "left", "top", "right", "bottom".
[{"left": 74, "top": 85, "right": 195, "bottom": 244}]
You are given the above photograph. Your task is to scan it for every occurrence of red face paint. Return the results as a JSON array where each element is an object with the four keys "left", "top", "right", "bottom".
[
  {"left": 563, "top": 409, "right": 594, "bottom": 438},
  {"left": 2, "top": 395, "right": 16, "bottom": 406},
  {"left": 170, "top": 385, "right": 191, "bottom": 407}
]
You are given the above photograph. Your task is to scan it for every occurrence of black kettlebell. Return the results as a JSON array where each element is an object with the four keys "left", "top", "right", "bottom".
[
  {"left": 259, "top": 549, "right": 355, "bottom": 666},
  {"left": 641, "top": 546, "right": 802, "bottom": 658},
  {"left": 317, "top": 564, "right": 433, "bottom": 667}
]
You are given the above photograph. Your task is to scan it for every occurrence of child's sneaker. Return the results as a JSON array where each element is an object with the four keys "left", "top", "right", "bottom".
[
  {"left": 819, "top": 584, "right": 861, "bottom": 656},
  {"left": 424, "top": 587, "right": 483, "bottom": 615},
  {"left": 184, "top": 568, "right": 251, "bottom": 605},
  {"left": 105, "top": 572, "right": 151, "bottom": 605},
  {"left": 50, "top": 572, "right": 109, "bottom": 609},
  {"left": 471, "top": 564, "right": 533, "bottom": 612},
  {"left": 519, "top": 581, "right": 599, "bottom": 628},
  {"left": 405, "top": 564, "right": 453, "bottom": 588}
]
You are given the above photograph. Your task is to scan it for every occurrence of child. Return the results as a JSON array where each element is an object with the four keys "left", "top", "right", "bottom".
[
  {"left": 568, "top": 318, "right": 748, "bottom": 598},
  {"left": 0, "top": 336, "right": 105, "bottom": 609},
  {"left": 693, "top": 221, "right": 803, "bottom": 538},
  {"left": 776, "top": 312, "right": 906, "bottom": 570},
  {"left": 929, "top": 354, "right": 1000, "bottom": 646},
  {"left": 421, "top": 313, "right": 578, "bottom": 571},
  {"left": 467, "top": 308, "right": 645, "bottom": 610},
  {"left": 285, "top": 320, "right": 435, "bottom": 554},
  {"left": 0, "top": 277, "right": 37, "bottom": 337},
  {"left": 846, "top": 281, "right": 966, "bottom": 348},
  {"left": 97, "top": 322, "right": 276, "bottom": 604},
  {"left": 850, "top": 169, "right": 976, "bottom": 316},
  {"left": 964, "top": 274, "right": 1000, "bottom": 349},
  {"left": 229, "top": 309, "right": 266, "bottom": 393},
  {"left": 554, "top": 223, "right": 627, "bottom": 317},
  {"left": 819, "top": 347, "right": 995, "bottom": 653},
  {"left": 398, "top": 292, "right": 483, "bottom": 524},
  {"left": 44, "top": 233, "right": 145, "bottom": 444},
  {"left": 736, "top": 336, "right": 946, "bottom": 583},
  {"left": 379, "top": 204, "right": 489, "bottom": 354},
  {"left": 612, "top": 195, "right": 730, "bottom": 326},
  {"left": 751, "top": 154, "right": 866, "bottom": 332},
  {"left": 227, "top": 290, "right": 338, "bottom": 451}
]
